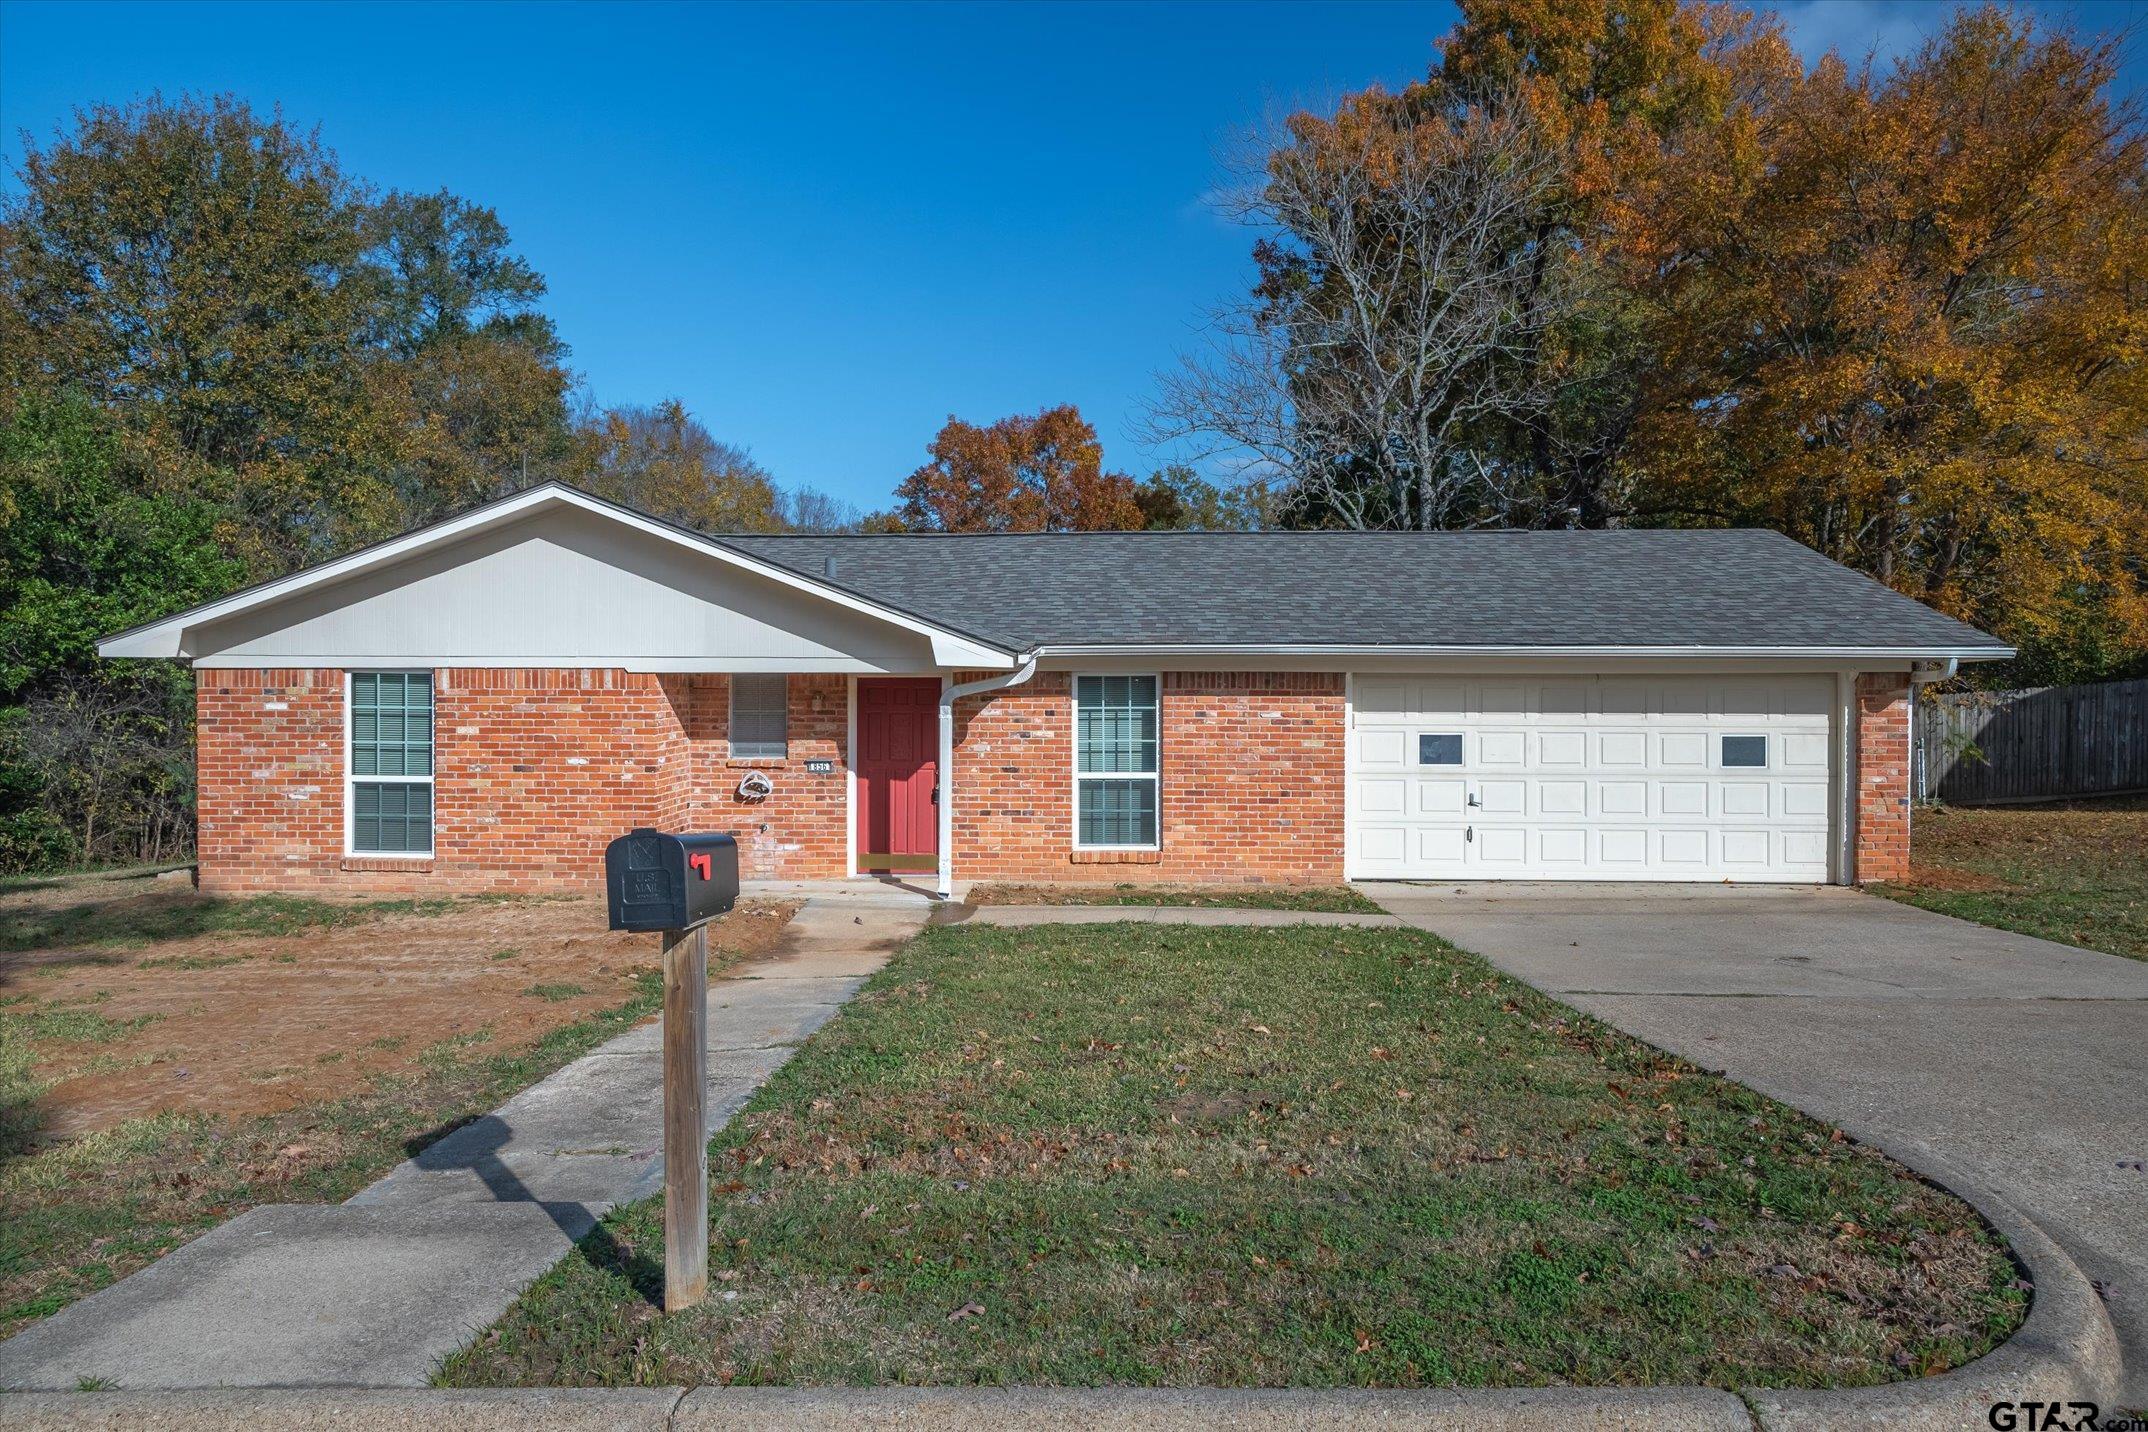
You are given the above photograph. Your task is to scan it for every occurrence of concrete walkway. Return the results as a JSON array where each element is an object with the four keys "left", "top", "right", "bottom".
[
  {"left": 943, "top": 904, "right": 1400, "bottom": 928},
  {"left": 0, "top": 886, "right": 932, "bottom": 1392},
  {"left": 1364, "top": 882, "right": 2148, "bottom": 1407}
]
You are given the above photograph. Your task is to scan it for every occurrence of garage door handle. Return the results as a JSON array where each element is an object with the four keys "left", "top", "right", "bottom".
[
  {"left": 1467, "top": 793, "right": 1481, "bottom": 807},
  {"left": 1466, "top": 825, "right": 1473, "bottom": 843}
]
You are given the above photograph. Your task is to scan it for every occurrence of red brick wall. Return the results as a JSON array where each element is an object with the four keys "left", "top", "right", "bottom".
[
  {"left": 949, "top": 671, "right": 1346, "bottom": 884},
  {"left": 201, "top": 664, "right": 1907, "bottom": 893},
  {"left": 1854, "top": 671, "right": 1913, "bottom": 883},
  {"left": 429, "top": 669, "right": 690, "bottom": 892},
  {"left": 196, "top": 669, "right": 346, "bottom": 891},
  {"left": 196, "top": 669, "right": 850, "bottom": 894},
  {"left": 676, "top": 674, "right": 849, "bottom": 881}
]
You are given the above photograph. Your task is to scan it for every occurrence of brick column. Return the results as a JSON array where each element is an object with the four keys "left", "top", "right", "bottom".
[{"left": 1854, "top": 672, "right": 1912, "bottom": 883}]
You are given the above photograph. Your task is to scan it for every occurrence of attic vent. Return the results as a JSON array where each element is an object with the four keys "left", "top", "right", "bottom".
[{"left": 823, "top": 556, "right": 838, "bottom": 580}]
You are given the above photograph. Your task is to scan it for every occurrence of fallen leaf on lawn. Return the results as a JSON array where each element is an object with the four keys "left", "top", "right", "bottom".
[
  {"left": 946, "top": 1301, "right": 985, "bottom": 1323},
  {"left": 1248, "top": 1024, "right": 1272, "bottom": 1035}
]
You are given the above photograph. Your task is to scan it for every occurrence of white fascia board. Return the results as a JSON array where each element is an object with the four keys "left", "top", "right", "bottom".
[
  {"left": 97, "top": 484, "right": 1019, "bottom": 667},
  {"left": 930, "top": 633, "right": 1018, "bottom": 669},
  {"left": 190, "top": 655, "right": 981, "bottom": 674},
  {"left": 1032, "top": 643, "right": 2016, "bottom": 662}
]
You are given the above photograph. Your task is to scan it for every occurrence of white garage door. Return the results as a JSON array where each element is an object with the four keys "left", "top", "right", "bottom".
[{"left": 1349, "top": 674, "right": 1833, "bottom": 882}]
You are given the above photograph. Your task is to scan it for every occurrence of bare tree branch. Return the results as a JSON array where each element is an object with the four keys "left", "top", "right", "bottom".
[{"left": 1143, "top": 89, "right": 1576, "bottom": 529}]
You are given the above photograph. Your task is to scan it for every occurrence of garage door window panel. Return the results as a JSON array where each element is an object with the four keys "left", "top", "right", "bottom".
[
  {"left": 1721, "top": 735, "right": 1768, "bottom": 768},
  {"left": 1418, "top": 733, "right": 1463, "bottom": 765},
  {"left": 1076, "top": 675, "right": 1158, "bottom": 848},
  {"left": 349, "top": 671, "right": 433, "bottom": 855}
]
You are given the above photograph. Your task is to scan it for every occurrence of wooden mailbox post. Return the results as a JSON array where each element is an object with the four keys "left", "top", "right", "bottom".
[
  {"left": 604, "top": 829, "right": 739, "bottom": 1312},
  {"left": 660, "top": 923, "right": 709, "bottom": 1311}
]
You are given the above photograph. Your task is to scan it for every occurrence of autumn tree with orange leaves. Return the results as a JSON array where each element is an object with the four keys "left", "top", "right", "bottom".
[
  {"left": 1177, "top": 0, "right": 2146, "bottom": 683},
  {"left": 894, "top": 405, "right": 1143, "bottom": 532},
  {"left": 1635, "top": 7, "right": 2148, "bottom": 683}
]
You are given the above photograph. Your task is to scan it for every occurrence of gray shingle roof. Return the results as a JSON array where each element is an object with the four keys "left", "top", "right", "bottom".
[{"left": 720, "top": 528, "right": 2007, "bottom": 654}]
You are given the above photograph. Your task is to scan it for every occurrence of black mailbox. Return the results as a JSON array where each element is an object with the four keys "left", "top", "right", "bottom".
[{"left": 604, "top": 829, "right": 739, "bottom": 932}]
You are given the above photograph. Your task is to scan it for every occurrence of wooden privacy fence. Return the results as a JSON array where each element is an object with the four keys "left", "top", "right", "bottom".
[{"left": 1914, "top": 676, "right": 2148, "bottom": 805}]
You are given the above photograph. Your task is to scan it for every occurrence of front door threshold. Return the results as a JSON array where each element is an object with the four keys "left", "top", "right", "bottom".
[{"left": 858, "top": 853, "right": 936, "bottom": 874}]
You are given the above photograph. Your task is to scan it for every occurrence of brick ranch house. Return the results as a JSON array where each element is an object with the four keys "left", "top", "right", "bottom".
[{"left": 99, "top": 483, "right": 2010, "bottom": 897}]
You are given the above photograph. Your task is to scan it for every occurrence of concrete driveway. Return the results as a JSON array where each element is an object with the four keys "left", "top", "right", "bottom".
[{"left": 1366, "top": 882, "right": 2148, "bottom": 1406}]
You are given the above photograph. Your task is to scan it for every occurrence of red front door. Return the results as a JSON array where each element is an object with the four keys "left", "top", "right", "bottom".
[{"left": 856, "top": 678, "right": 939, "bottom": 873}]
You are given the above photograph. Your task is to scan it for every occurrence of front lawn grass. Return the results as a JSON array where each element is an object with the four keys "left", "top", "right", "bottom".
[
  {"left": 444, "top": 923, "right": 2023, "bottom": 1390},
  {"left": 968, "top": 883, "right": 1384, "bottom": 914},
  {"left": 0, "top": 972, "right": 662, "bottom": 1338},
  {"left": 1882, "top": 796, "right": 2147, "bottom": 962}
]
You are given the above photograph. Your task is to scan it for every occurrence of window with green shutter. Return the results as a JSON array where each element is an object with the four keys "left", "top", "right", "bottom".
[
  {"left": 1075, "top": 674, "right": 1158, "bottom": 848},
  {"left": 349, "top": 672, "right": 434, "bottom": 853}
]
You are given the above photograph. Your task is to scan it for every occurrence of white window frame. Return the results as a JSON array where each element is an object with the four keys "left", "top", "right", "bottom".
[
  {"left": 1720, "top": 733, "right": 1770, "bottom": 769},
  {"left": 1416, "top": 731, "right": 1466, "bottom": 766},
  {"left": 1070, "top": 671, "right": 1161, "bottom": 851},
  {"left": 344, "top": 669, "right": 436, "bottom": 857},
  {"left": 729, "top": 673, "right": 790, "bottom": 761}
]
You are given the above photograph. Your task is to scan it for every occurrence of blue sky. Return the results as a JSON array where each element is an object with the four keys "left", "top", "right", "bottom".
[{"left": 2, "top": 0, "right": 2141, "bottom": 512}]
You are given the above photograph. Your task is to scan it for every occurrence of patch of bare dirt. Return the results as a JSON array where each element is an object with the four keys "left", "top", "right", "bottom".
[{"left": 2, "top": 890, "right": 797, "bottom": 1140}]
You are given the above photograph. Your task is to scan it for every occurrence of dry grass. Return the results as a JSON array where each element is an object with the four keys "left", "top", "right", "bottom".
[
  {"left": 0, "top": 874, "right": 796, "bottom": 1146},
  {"left": 0, "top": 882, "right": 799, "bottom": 1338},
  {"left": 1886, "top": 795, "right": 2147, "bottom": 961}
]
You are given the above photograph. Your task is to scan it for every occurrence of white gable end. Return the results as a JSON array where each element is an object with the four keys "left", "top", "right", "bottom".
[{"left": 173, "top": 505, "right": 945, "bottom": 673}]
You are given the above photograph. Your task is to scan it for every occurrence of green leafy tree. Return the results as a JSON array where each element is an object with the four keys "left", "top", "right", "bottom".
[
  {"left": 0, "top": 394, "right": 245, "bottom": 868},
  {"left": 1135, "top": 465, "right": 1265, "bottom": 529},
  {"left": 0, "top": 95, "right": 581, "bottom": 559},
  {"left": 361, "top": 189, "right": 559, "bottom": 358},
  {"left": 0, "top": 94, "right": 384, "bottom": 565}
]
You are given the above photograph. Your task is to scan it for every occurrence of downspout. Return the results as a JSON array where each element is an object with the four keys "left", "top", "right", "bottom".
[
  {"left": 937, "top": 653, "right": 1039, "bottom": 900},
  {"left": 1834, "top": 670, "right": 1855, "bottom": 885},
  {"left": 1906, "top": 658, "right": 1959, "bottom": 805}
]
